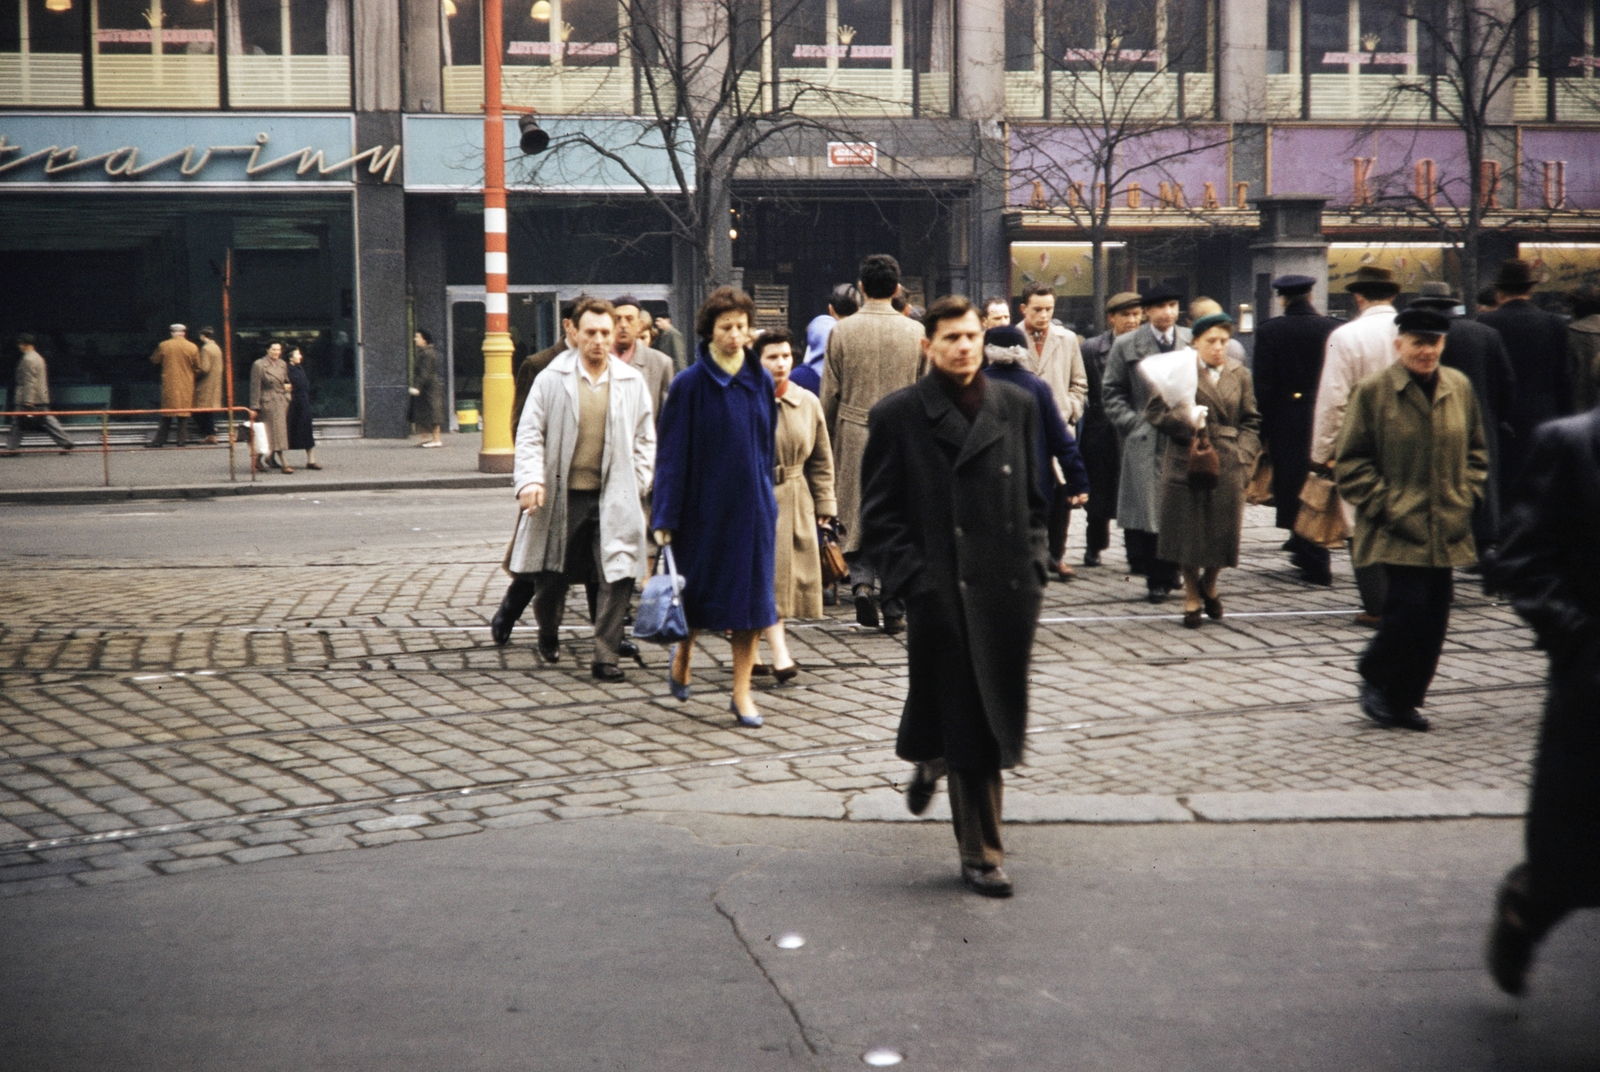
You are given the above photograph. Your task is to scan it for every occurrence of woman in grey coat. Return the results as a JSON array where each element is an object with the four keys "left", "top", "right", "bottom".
[
  {"left": 249, "top": 341, "right": 292, "bottom": 472},
  {"left": 1143, "top": 313, "right": 1262, "bottom": 628},
  {"left": 411, "top": 329, "right": 445, "bottom": 447}
]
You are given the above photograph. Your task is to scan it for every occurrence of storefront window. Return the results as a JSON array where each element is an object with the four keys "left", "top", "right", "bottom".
[
  {"left": 1, "top": 0, "right": 85, "bottom": 106},
  {"left": 226, "top": 0, "right": 351, "bottom": 108},
  {"left": 774, "top": 0, "right": 952, "bottom": 117},
  {"left": 92, "top": 0, "right": 219, "bottom": 107},
  {"left": 1519, "top": 1, "right": 1600, "bottom": 121},
  {"left": 1267, "top": 0, "right": 1445, "bottom": 120},
  {"left": 442, "top": 0, "right": 630, "bottom": 114},
  {"left": 1003, "top": 0, "right": 1214, "bottom": 120}
]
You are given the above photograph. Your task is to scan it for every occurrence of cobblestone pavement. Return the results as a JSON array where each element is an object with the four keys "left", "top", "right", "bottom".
[{"left": 0, "top": 500, "right": 1545, "bottom": 896}]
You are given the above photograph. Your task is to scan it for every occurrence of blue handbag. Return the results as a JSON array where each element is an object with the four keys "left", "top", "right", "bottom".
[{"left": 633, "top": 545, "right": 689, "bottom": 645}]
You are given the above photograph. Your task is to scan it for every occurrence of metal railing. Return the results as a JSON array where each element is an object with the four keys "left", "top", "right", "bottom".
[{"left": 0, "top": 406, "right": 257, "bottom": 486}]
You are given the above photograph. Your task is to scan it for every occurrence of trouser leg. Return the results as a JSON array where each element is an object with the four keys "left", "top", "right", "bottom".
[
  {"left": 501, "top": 576, "right": 537, "bottom": 623},
  {"left": 586, "top": 492, "right": 631, "bottom": 667},
  {"left": 947, "top": 766, "right": 1004, "bottom": 869},
  {"left": 175, "top": 416, "right": 191, "bottom": 446},
  {"left": 194, "top": 411, "right": 215, "bottom": 438},
  {"left": 39, "top": 413, "right": 72, "bottom": 449},
  {"left": 1352, "top": 555, "right": 1388, "bottom": 617},
  {"left": 148, "top": 417, "right": 171, "bottom": 446},
  {"left": 845, "top": 551, "right": 876, "bottom": 590},
  {"left": 1086, "top": 515, "right": 1111, "bottom": 554},
  {"left": 1048, "top": 486, "right": 1071, "bottom": 563},
  {"left": 1124, "top": 528, "right": 1152, "bottom": 575},
  {"left": 1359, "top": 566, "right": 1453, "bottom": 710},
  {"left": 532, "top": 572, "right": 569, "bottom": 650},
  {"left": 5, "top": 418, "right": 22, "bottom": 450}
]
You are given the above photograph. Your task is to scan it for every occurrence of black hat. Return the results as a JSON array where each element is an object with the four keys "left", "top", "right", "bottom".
[
  {"left": 1141, "top": 284, "right": 1184, "bottom": 306},
  {"left": 1345, "top": 265, "right": 1400, "bottom": 296},
  {"left": 984, "top": 325, "right": 1028, "bottom": 350},
  {"left": 1493, "top": 259, "right": 1536, "bottom": 292},
  {"left": 1271, "top": 274, "right": 1316, "bottom": 295},
  {"left": 1394, "top": 307, "right": 1450, "bottom": 336},
  {"left": 1407, "top": 281, "right": 1459, "bottom": 311}
]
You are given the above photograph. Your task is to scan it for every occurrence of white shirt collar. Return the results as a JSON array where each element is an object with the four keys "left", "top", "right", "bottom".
[{"left": 578, "top": 360, "right": 611, "bottom": 387}]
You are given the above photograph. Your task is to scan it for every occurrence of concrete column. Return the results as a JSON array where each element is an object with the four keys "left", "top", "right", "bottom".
[
  {"left": 355, "top": 0, "right": 402, "bottom": 112},
  {"left": 405, "top": 196, "right": 449, "bottom": 372},
  {"left": 402, "top": 0, "right": 443, "bottom": 113},
  {"left": 956, "top": 0, "right": 1007, "bottom": 301},
  {"left": 1218, "top": 0, "right": 1269, "bottom": 122},
  {"left": 1250, "top": 195, "right": 1330, "bottom": 325},
  {"left": 955, "top": 0, "right": 1004, "bottom": 121},
  {"left": 356, "top": 112, "right": 409, "bottom": 438}
]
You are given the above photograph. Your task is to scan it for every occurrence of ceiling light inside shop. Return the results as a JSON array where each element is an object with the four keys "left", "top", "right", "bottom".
[
  {"left": 45, "top": 0, "right": 72, "bottom": 10},
  {"left": 531, "top": 0, "right": 551, "bottom": 19},
  {"left": 444, "top": 0, "right": 457, "bottom": 14}
]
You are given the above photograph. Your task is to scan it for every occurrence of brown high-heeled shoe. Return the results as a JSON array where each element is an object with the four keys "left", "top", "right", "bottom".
[
  {"left": 1182, "top": 608, "right": 1203, "bottom": 629},
  {"left": 1204, "top": 594, "right": 1223, "bottom": 620}
]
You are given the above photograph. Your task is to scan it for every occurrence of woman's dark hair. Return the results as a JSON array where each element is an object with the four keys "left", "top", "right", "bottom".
[
  {"left": 16, "top": 333, "right": 35, "bottom": 346},
  {"left": 695, "top": 286, "right": 756, "bottom": 340},
  {"left": 416, "top": 328, "right": 434, "bottom": 345},
  {"left": 756, "top": 328, "right": 794, "bottom": 356},
  {"left": 922, "top": 295, "right": 977, "bottom": 338},
  {"left": 829, "top": 283, "right": 861, "bottom": 318},
  {"left": 858, "top": 254, "right": 901, "bottom": 299}
]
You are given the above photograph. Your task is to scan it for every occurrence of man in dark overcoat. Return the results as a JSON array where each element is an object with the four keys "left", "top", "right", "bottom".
[
  {"left": 1479, "top": 258, "right": 1573, "bottom": 484},
  {"left": 1251, "top": 275, "right": 1340, "bottom": 584},
  {"left": 1485, "top": 403, "right": 1600, "bottom": 996},
  {"left": 1408, "top": 282, "right": 1516, "bottom": 561},
  {"left": 1076, "top": 292, "right": 1142, "bottom": 567},
  {"left": 860, "top": 296, "right": 1049, "bottom": 898}
]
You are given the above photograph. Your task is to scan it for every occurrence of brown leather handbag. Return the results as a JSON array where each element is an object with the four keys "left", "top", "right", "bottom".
[
  {"left": 1186, "top": 428, "right": 1220, "bottom": 490},
  {"left": 818, "top": 519, "right": 849, "bottom": 586},
  {"left": 1245, "top": 449, "right": 1275, "bottom": 506},
  {"left": 1294, "top": 471, "right": 1351, "bottom": 546}
]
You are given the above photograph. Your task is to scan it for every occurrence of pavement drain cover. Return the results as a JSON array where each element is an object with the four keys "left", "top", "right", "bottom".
[
  {"left": 776, "top": 934, "right": 805, "bottom": 949},
  {"left": 863, "top": 1048, "right": 904, "bottom": 1066}
]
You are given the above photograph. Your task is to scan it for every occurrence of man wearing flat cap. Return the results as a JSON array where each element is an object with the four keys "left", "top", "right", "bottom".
[
  {"left": 1310, "top": 265, "right": 1401, "bottom": 622},
  {"left": 1479, "top": 259, "right": 1573, "bottom": 486},
  {"left": 1077, "top": 292, "right": 1142, "bottom": 566},
  {"left": 1103, "top": 285, "right": 1189, "bottom": 601},
  {"left": 1253, "top": 275, "right": 1341, "bottom": 584},
  {"left": 1409, "top": 281, "right": 1515, "bottom": 562},
  {"left": 1335, "top": 307, "right": 1488, "bottom": 732},
  {"left": 147, "top": 323, "right": 201, "bottom": 448}
]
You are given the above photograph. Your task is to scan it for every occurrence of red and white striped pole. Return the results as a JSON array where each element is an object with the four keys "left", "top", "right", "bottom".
[{"left": 478, "top": 0, "right": 515, "bottom": 473}]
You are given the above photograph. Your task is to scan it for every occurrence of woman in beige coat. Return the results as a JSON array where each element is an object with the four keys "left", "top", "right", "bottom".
[
  {"left": 249, "top": 341, "right": 292, "bottom": 473},
  {"left": 757, "top": 329, "right": 837, "bottom": 681},
  {"left": 1144, "top": 313, "right": 1262, "bottom": 628}
]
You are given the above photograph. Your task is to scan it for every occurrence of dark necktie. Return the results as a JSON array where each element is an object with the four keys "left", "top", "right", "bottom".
[{"left": 1157, "top": 331, "right": 1174, "bottom": 353}]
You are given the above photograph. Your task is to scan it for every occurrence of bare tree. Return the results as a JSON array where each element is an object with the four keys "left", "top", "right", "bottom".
[
  {"left": 510, "top": 0, "right": 962, "bottom": 310},
  {"left": 1356, "top": 0, "right": 1600, "bottom": 308},
  {"left": 1004, "top": 0, "right": 1237, "bottom": 329}
]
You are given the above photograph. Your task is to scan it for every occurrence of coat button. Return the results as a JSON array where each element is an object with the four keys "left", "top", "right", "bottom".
[
  {"left": 954, "top": 526, "right": 963, "bottom": 537},
  {"left": 1292, "top": 392, "right": 1303, "bottom": 400},
  {"left": 1001, "top": 464, "right": 1012, "bottom": 475},
  {"left": 1009, "top": 579, "right": 1019, "bottom": 590}
]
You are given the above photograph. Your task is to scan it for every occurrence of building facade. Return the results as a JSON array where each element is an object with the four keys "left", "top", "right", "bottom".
[{"left": 5, "top": 0, "right": 1600, "bottom": 435}]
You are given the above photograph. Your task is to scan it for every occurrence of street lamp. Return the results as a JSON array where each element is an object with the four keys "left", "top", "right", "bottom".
[{"left": 477, "top": 0, "right": 548, "bottom": 473}]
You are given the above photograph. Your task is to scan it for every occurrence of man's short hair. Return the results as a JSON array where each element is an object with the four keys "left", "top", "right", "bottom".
[
  {"left": 695, "top": 286, "right": 756, "bottom": 340},
  {"left": 858, "top": 254, "right": 901, "bottom": 299},
  {"left": 1021, "top": 282, "right": 1056, "bottom": 304},
  {"left": 1475, "top": 286, "right": 1499, "bottom": 309},
  {"left": 982, "top": 295, "right": 1010, "bottom": 315},
  {"left": 890, "top": 293, "right": 909, "bottom": 313},
  {"left": 611, "top": 294, "right": 642, "bottom": 312},
  {"left": 922, "top": 295, "right": 978, "bottom": 339},
  {"left": 571, "top": 297, "right": 617, "bottom": 326},
  {"left": 829, "top": 283, "right": 861, "bottom": 318},
  {"left": 559, "top": 297, "right": 587, "bottom": 322},
  {"left": 416, "top": 328, "right": 434, "bottom": 345},
  {"left": 16, "top": 333, "right": 35, "bottom": 346},
  {"left": 756, "top": 328, "right": 794, "bottom": 355},
  {"left": 199, "top": 326, "right": 216, "bottom": 338}
]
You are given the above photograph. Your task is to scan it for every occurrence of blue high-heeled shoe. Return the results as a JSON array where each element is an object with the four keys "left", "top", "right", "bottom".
[
  {"left": 730, "top": 700, "right": 763, "bottom": 728},
  {"left": 667, "top": 645, "right": 690, "bottom": 701}
]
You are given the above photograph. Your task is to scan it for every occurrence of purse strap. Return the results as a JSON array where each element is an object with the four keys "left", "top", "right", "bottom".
[{"left": 661, "top": 545, "right": 682, "bottom": 606}]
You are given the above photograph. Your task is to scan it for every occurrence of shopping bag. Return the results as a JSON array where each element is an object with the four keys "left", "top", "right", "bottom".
[
  {"left": 1293, "top": 472, "right": 1350, "bottom": 546},
  {"left": 633, "top": 545, "right": 689, "bottom": 645},
  {"left": 1245, "top": 450, "right": 1275, "bottom": 505},
  {"left": 250, "top": 422, "right": 270, "bottom": 457},
  {"left": 1137, "top": 348, "right": 1199, "bottom": 409},
  {"left": 818, "top": 519, "right": 849, "bottom": 586}
]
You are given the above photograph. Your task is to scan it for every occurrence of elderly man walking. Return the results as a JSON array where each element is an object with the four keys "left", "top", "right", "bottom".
[
  {"left": 1019, "top": 282, "right": 1089, "bottom": 581},
  {"left": 821, "top": 253, "right": 926, "bottom": 635},
  {"left": 1485, "top": 401, "right": 1600, "bottom": 996},
  {"left": 860, "top": 296, "right": 1049, "bottom": 898},
  {"left": 1311, "top": 265, "right": 1401, "bottom": 622},
  {"left": 147, "top": 324, "right": 201, "bottom": 448},
  {"left": 5, "top": 335, "right": 73, "bottom": 454},
  {"left": 510, "top": 298, "right": 655, "bottom": 681},
  {"left": 611, "top": 295, "right": 673, "bottom": 425},
  {"left": 1479, "top": 258, "right": 1573, "bottom": 485},
  {"left": 1102, "top": 286, "right": 1189, "bottom": 602},
  {"left": 1335, "top": 307, "right": 1488, "bottom": 732}
]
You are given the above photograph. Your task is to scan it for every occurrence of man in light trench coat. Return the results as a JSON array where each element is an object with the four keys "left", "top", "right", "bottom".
[
  {"left": 510, "top": 297, "right": 655, "bottom": 681},
  {"left": 860, "top": 296, "right": 1050, "bottom": 898}
]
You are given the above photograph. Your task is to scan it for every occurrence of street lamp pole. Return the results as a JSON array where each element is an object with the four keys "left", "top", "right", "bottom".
[{"left": 478, "top": 0, "right": 514, "bottom": 473}]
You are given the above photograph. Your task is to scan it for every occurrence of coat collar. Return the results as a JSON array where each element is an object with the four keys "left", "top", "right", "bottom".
[
  {"left": 857, "top": 301, "right": 901, "bottom": 317},
  {"left": 549, "top": 349, "right": 643, "bottom": 383},
  {"left": 696, "top": 342, "right": 769, "bottom": 389},
  {"left": 775, "top": 381, "right": 814, "bottom": 408},
  {"left": 1382, "top": 361, "right": 1456, "bottom": 410},
  {"left": 916, "top": 372, "right": 1006, "bottom": 467},
  {"left": 1358, "top": 303, "right": 1397, "bottom": 320}
]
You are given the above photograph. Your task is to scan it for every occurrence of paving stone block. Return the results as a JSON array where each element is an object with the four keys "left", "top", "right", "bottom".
[{"left": 225, "top": 844, "right": 300, "bottom": 865}]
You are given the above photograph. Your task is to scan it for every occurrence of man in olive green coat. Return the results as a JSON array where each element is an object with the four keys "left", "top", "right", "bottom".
[{"left": 1335, "top": 307, "right": 1489, "bottom": 731}]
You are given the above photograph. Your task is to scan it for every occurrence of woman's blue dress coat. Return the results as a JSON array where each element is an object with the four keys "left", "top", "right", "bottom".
[{"left": 651, "top": 343, "right": 780, "bottom": 632}]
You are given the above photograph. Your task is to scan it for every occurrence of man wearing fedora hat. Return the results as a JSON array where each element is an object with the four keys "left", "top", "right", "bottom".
[
  {"left": 1254, "top": 275, "right": 1341, "bottom": 585},
  {"left": 1568, "top": 284, "right": 1600, "bottom": 412},
  {"left": 1077, "top": 292, "right": 1143, "bottom": 567},
  {"left": 1480, "top": 259, "right": 1573, "bottom": 486},
  {"left": 1311, "top": 265, "right": 1402, "bottom": 623},
  {"left": 1409, "top": 281, "right": 1515, "bottom": 563}
]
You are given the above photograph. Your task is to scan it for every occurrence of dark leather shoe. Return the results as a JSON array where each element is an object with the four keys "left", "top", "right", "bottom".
[
  {"left": 854, "top": 585, "right": 880, "bottom": 629},
  {"left": 771, "top": 664, "right": 799, "bottom": 684},
  {"left": 881, "top": 615, "right": 904, "bottom": 636},
  {"left": 1182, "top": 608, "right": 1203, "bottom": 629},
  {"left": 1360, "top": 682, "right": 1430, "bottom": 731},
  {"left": 751, "top": 662, "right": 772, "bottom": 676},
  {"left": 618, "top": 638, "right": 642, "bottom": 664},
  {"left": 537, "top": 641, "right": 561, "bottom": 664},
  {"left": 1487, "top": 864, "right": 1546, "bottom": 996},
  {"left": 490, "top": 605, "right": 516, "bottom": 646},
  {"left": 1148, "top": 586, "right": 1170, "bottom": 604},
  {"left": 905, "top": 763, "right": 939, "bottom": 815},
  {"left": 591, "top": 663, "right": 624, "bottom": 682},
  {"left": 1300, "top": 568, "right": 1334, "bottom": 587},
  {"left": 1082, "top": 550, "right": 1102, "bottom": 567},
  {"left": 962, "top": 864, "right": 1014, "bottom": 898},
  {"left": 1203, "top": 595, "right": 1223, "bottom": 620},
  {"left": 823, "top": 585, "right": 838, "bottom": 606}
]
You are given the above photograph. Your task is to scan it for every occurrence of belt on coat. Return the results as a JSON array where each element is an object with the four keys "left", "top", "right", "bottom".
[
  {"left": 836, "top": 402, "right": 872, "bottom": 426},
  {"left": 1209, "top": 426, "right": 1240, "bottom": 439},
  {"left": 774, "top": 462, "right": 806, "bottom": 485}
]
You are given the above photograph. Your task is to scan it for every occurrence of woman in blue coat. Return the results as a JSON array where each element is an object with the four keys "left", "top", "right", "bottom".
[{"left": 652, "top": 287, "right": 779, "bottom": 728}]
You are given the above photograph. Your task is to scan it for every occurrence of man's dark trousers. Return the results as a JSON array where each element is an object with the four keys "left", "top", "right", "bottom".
[
  {"left": 1359, "top": 565, "right": 1453, "bottom": 709},
  {"left": 7, "top": 408, "right": 73, "bottom": 450},
  {"left": 148, "top": 416, "right": 191, "bottom": 447},
  {"left": 532, "top": 490, "right": 631, "bottom": 667},
  {"left": 1124, "top": 529, "right": 1178, "bottom": 589}
]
